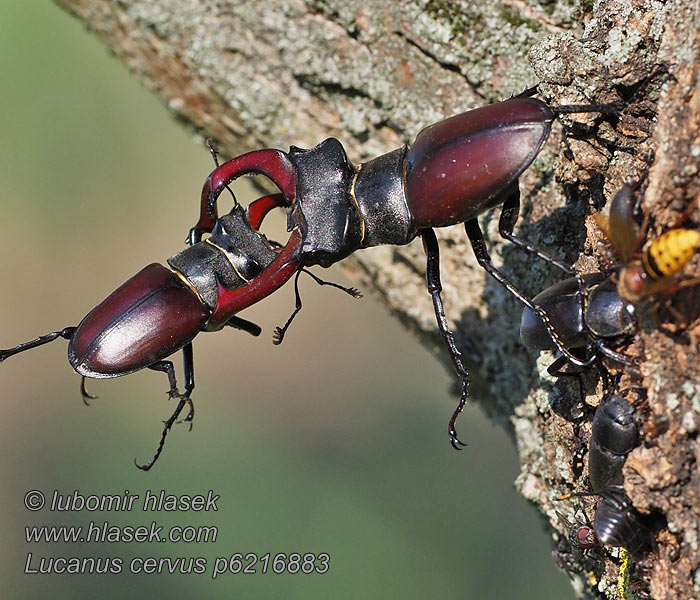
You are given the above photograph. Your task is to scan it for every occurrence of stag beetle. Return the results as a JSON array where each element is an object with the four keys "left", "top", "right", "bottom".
[
  {"left": 522, "top": 184, "right": 699, "bottom": 376},
  {"left": 520, "top": 273, "right": 637, "bottom": 376},
  {"left": 519, "top": 179, "right": 699, "bottom": 377},
  {"left": 1, "top": 95, "right": 619, "bottom": 467},
  {"left": 194, "top": 96, "right": 621, "bottom": 448},
  {"left": 0, "top": 204, "right": 281, "bottom": 469}
]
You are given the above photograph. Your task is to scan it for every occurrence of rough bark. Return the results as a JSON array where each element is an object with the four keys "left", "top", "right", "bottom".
[{"left": 55, "top": 1, "right": 700, "bottom": 598}]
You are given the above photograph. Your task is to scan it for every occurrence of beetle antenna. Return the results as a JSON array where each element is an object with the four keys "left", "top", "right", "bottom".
[
  {"left": 0, "top": 327, "right": 76, "bottom": 363},
  {"left": 205, "top": 138, "right": 239, "bottom": 208}
]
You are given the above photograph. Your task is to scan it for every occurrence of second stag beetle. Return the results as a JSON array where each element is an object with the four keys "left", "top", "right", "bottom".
[
  {"left": 0, "top": 95, "right": 620, "bottom": 468},
  {"left": 518, "top": 184, "right": 653, "bottom": 377},
  {"left": 519, "top": 272, "right": 637, "bottom": 377},
  {"left": 551, "top": 392, "right": 648, "bottom": 598}
]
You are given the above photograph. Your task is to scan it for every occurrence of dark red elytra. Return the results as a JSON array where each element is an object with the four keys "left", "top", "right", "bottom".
[
  {"left": 405, "top": 98, "right": 553, "bottom": 227},
  {"left": 68, "top": 264, "right": 208, "bottom": 378}
]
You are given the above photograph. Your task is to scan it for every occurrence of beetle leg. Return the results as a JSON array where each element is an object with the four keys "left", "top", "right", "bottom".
[
  {"left": 464, "top": 218, "right": 596, "bottom": 368},
  {"left": 272, "top": 268, "right": 362, "bottom": 345},
  {"left": 546, "top": 348, "right": 593, "bottom": 419},
  {"left": 0, "top": 327, "right": 76, "bottom": 362},
  {"left": 514, "top": 85, "right": 539, "bottom": 98},
  {"left": 551, "top": 102, "right": 622, "bottom": 117},
  {"left": 590, "top": 338, "right": 640, "bottom": 374},
  {"left": 225, "top": 316, "right": 262, "bottom": 337},
  {"left": 178, "top": 342, "right": 196, "bottom": 427},
  {"left": 0, "top": 326, "right": 101, "bottom": 406},
  {"left": 498, "top": 183, "right": 574, "bottom": 274},
  {"left": 421, "top": 229, "right": 469, "bottom": 449},
  {"left": 135, "top": 343, "right": 195, "bottom": 471},
  {"left": 301, "top": 268, "right": 363, "bottom": 299},
  {"left": 273, "top": 270, "right": 304, "bottom": 345},
  {"left": 547, "top": 354, "right": 579, "bottom": 378},
  {"left": 547, "top": 345, "right": 598, "bottom": 379}
]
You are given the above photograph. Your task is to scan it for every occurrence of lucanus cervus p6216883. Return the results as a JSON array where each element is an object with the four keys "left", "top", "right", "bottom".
[{"left": 1, "top": 95, "right": 620, "bottom": 467}]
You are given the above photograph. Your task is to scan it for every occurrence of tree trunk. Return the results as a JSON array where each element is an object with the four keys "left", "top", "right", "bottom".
[{"left": 55, "top": 1, "right": 700, "bottom": 598}]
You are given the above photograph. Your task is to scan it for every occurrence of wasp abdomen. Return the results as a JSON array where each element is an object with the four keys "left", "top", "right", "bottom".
[{"left": 643, "top": 228, "right": 700, "bottom": 279}]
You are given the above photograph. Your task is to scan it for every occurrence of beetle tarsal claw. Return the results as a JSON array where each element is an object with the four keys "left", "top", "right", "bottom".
[
  {"left": 176, "top": 399, "right": 195, "bottom": 431},
  {"left": 272, "top": 327, "right": 285, "bottom": 345},
  {"left": 136, "top": 393, "right": 193, "bottom": 471},
  {"left": 448, "top": 419, "right": 468, "bottom": 449},
  {"left": 79, "top": 377, "right": 98, "bottom": 406},
  {"left": 449, "top": 435, "right": 467, "bottom": 450}
]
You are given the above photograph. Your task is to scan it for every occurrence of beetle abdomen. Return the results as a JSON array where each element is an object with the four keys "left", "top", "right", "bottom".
[
  {"left": 589, "top": 395, "right": 637, "bottom": 492},
  {"left": 405, "top": 98, "right": 554, "bottom": 228},
  {"left": 68, "top": 263, "right": 209, "bottom": 378},
  {"left": 594, "top": 489, "right": 647, "bottom": 558}
]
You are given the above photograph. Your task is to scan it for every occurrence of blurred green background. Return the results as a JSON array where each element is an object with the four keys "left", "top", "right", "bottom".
[{"left": 0, "top": 3, "right": 574, "bottom": 598}]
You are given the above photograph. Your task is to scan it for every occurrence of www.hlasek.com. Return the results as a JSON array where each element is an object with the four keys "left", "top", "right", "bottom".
[{"left": 23, "top": 489, "right": 329, "bottom": 577}]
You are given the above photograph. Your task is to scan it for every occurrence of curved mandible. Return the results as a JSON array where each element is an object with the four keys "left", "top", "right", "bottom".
[
  {"left": 191, "top": 149, "right": 297, "bottom": 243},
  {"left": 246, "top": 193, "right": 290, "bottom": 230},
  {"left": 207, "top": 229, "right": 304, "bottom": 329}
]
